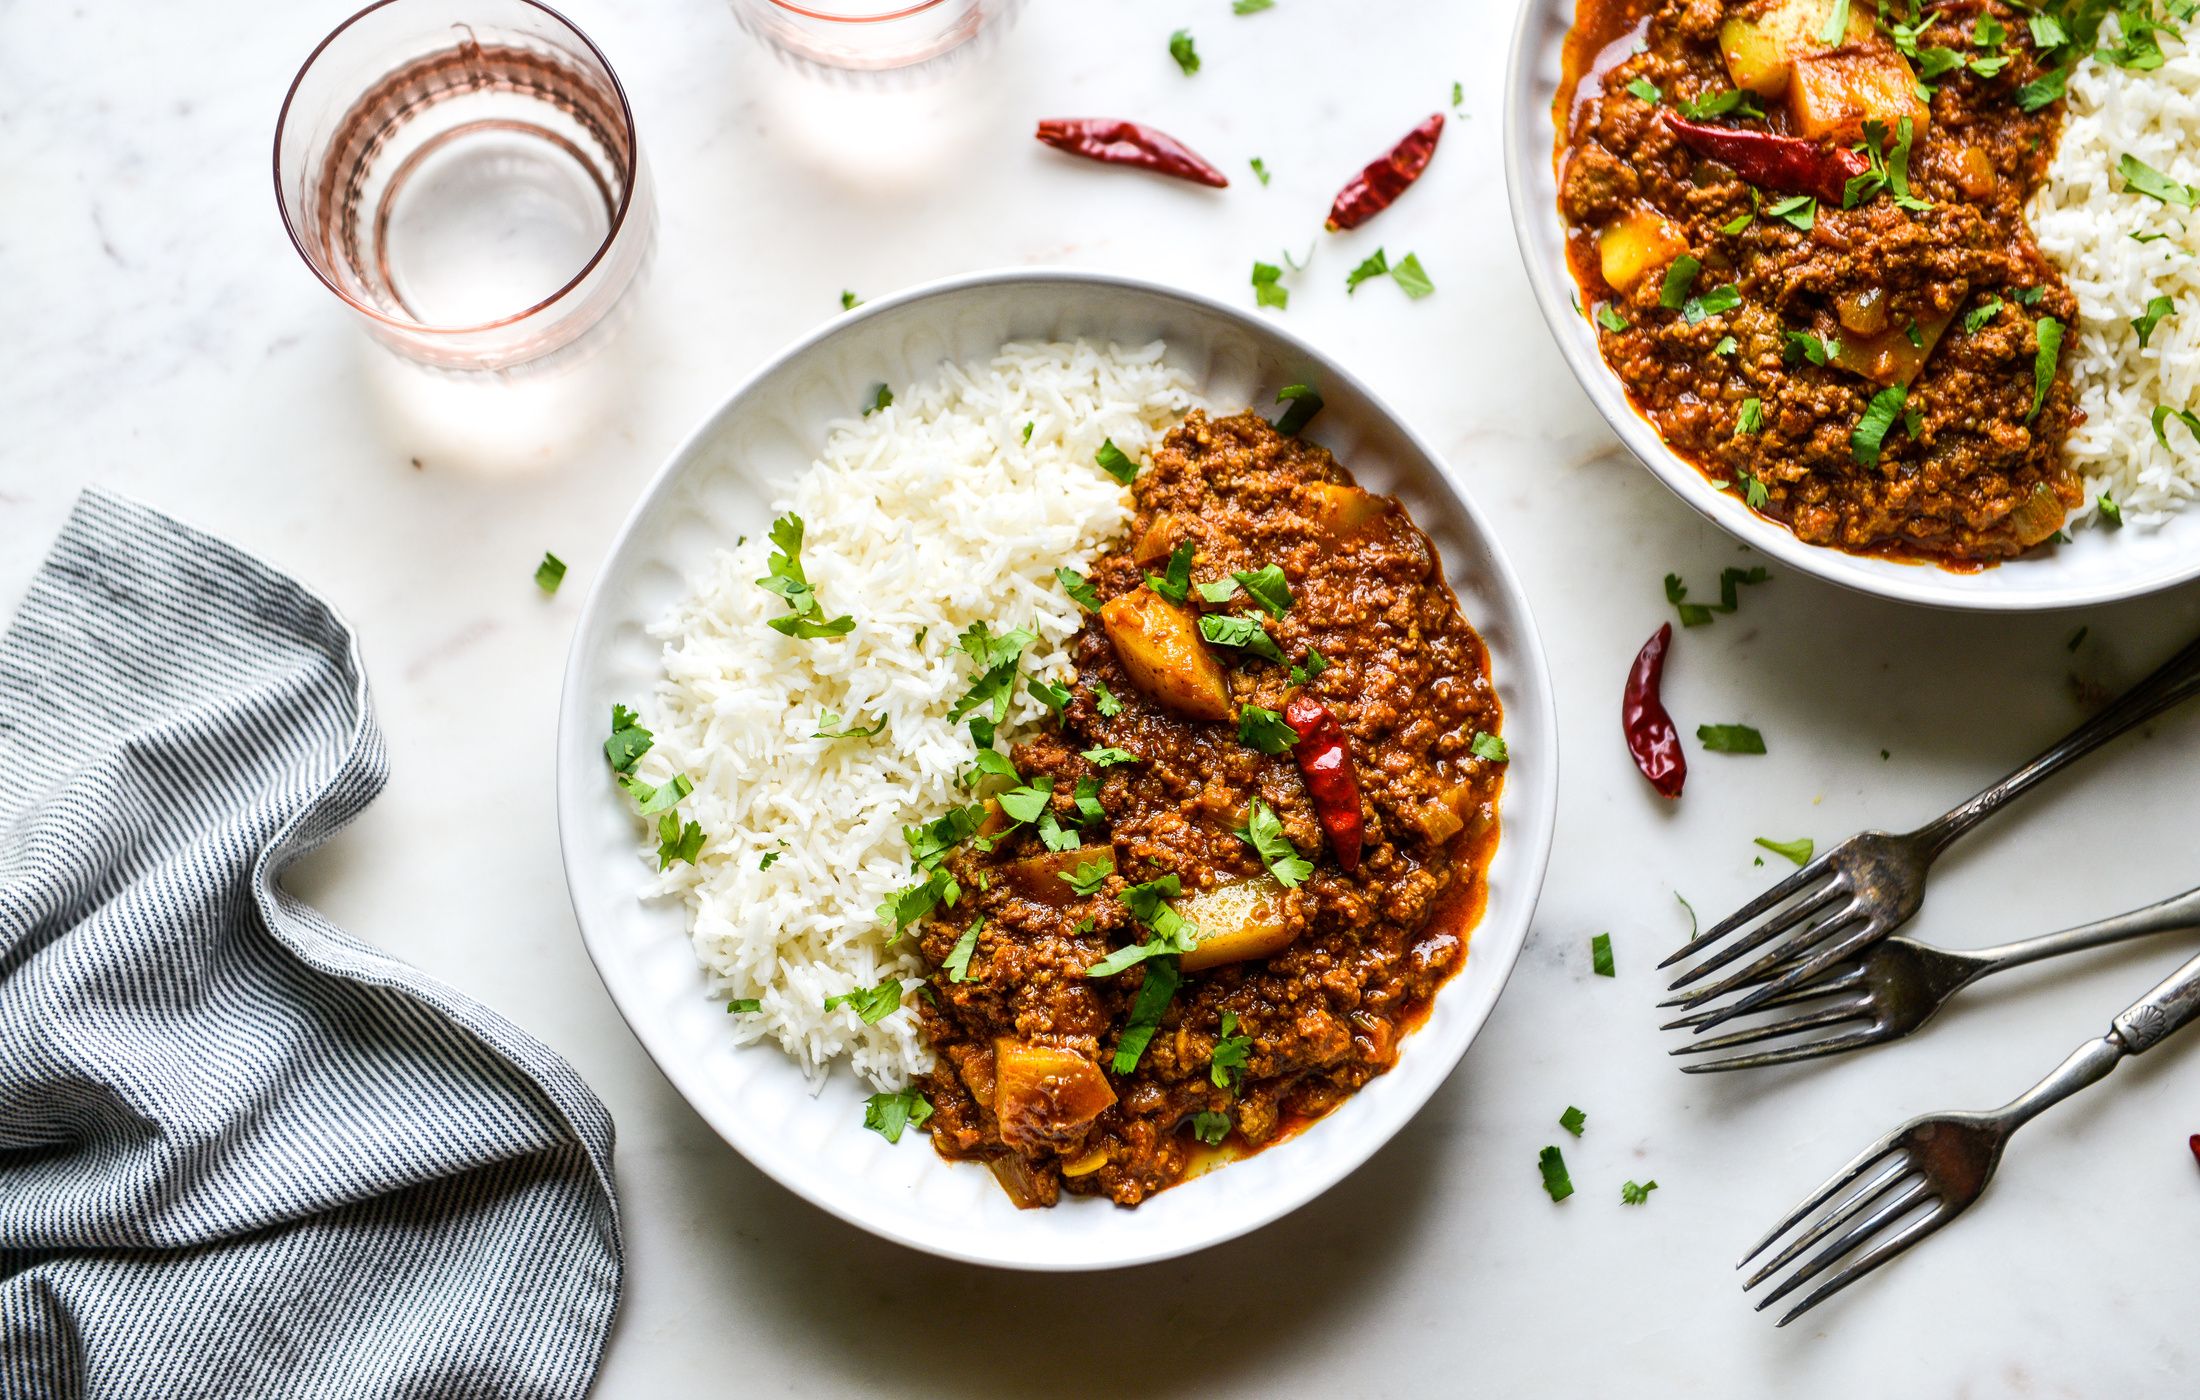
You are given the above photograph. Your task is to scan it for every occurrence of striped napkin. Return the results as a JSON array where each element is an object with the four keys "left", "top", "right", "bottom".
[{"left": 0, "top": 493, "right": 620, "bottom": 1398}]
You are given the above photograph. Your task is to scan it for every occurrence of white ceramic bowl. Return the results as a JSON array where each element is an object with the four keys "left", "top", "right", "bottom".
[
  {"left": 1503, "top": 0, "right": 2200, "bottom": 611},
  {"left": 556, "top": 269, "right": 1558, "bottom": 1269}
]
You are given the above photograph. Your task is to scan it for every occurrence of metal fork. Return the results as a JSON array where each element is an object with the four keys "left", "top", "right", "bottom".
[
  {"left": 1740, "top": 944, "right": 2200, "bottom": 1325},
  {"left": 1662, "top": 629, "right": 2200, "bottom": 1034},
  {"left": 1663, "top": 883, "right": 2200, "bottom": 1071}
]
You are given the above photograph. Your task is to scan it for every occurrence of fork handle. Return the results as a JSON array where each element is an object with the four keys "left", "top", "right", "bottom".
[
  {"left": 2111, "top": 948, "right": 2200, "bottom": 1055},
  {"left": 1969, "top": 883, "right": 2200, "bottom": 975},
  {"left": 1914, "top": 629, "right": 2200, "bottom": 856}
]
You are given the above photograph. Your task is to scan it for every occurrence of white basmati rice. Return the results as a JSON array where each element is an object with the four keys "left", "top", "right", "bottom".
[
  {"left": 2032, "top": 21, "right": 2200, "bottom": 526},
  {"left": 629, "top": 340, "right": 1202, "bottom": 1091}
]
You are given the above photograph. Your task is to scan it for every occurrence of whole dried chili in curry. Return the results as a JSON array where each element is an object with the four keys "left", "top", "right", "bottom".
[
  {"left": 1324, "top": 112, "right": 1443, "bottom": 231},
  {"left": 1659, "top": 112, "right": 1869, "bottom": 207},
  {"left": 1283, "top": 694, "right": 1364, "bottom": 871},
  {"left": 1035, "top": 117, "right": 1229, "bottom": 188},
  {"left": 1624, "top": 622, "right": 1686, "bottom": 799}
]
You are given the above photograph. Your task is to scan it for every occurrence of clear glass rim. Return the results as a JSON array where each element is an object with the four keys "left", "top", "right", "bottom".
[
  {"left": 758, "top": 0, "right": 954, "bottom": 22},
  {"left": 271, "top": 0, "right": 643, "bottom": 338}
]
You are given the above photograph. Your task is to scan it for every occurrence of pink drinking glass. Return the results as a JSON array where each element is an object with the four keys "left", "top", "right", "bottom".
[{"left": 274, "top": 0, "right": 654, "bottom": 372}]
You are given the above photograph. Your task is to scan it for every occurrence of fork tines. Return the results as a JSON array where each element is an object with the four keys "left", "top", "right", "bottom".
[
  {"left": 1738, "top": 1138, "right": 1951, "bottom": 1325},
  {"left": 1659, "top": 839, "right": 1897, "bottom": 1035}
]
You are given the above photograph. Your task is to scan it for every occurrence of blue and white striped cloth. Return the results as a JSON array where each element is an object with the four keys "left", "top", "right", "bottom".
[{"left": 0, "top": 492, "right": 621, "bottom": 1399}]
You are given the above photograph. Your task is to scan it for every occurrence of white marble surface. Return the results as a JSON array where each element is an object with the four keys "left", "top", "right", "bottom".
[{"left": 4, "top": 2, "right": 2198, "bottom": 1395}]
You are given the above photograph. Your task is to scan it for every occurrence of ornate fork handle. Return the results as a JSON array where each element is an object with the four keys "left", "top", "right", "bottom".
[
  {"left": 1914, "top": 630, "right": 2200, "bottom": 857},
  {"left": 2112, "top": 948, "right": 2200, "bottom": 1054}
]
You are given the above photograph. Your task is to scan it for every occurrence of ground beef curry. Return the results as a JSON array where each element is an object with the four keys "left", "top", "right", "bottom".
[
  {"left": 909, "top": 410, "right": 1504, "bottom": 1207},
  {"left": 1557, "top": 0, "right": 2084, "bottom": 564}
]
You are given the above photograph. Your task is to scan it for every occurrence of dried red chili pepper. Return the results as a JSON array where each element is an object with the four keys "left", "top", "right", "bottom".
[
  {"left": 1035, "top": 118, "right": 1229, "bottom": 188},
  {"left": 1283, "top": 694, "right": 1364, "bottom": 873},
  {"left": 2190, "top": 1133, "right": 2199, "bottom": 1169},
  {"left": 1325, "top": 113, "right": 1444, "bottom": 231},
  {"left": 1625, "top": 623, "right": 1687, "bottom": 800},
  {"left": 1660, "top": 112, "right": 1870, "bottom": 207}
]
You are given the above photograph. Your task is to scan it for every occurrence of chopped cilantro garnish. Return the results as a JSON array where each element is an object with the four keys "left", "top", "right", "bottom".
[
  {"left": 1682, "top": 285, "right": 1741, "bottom": 324},
  {"left": 2099, "top": 493, "right": 2124, "bottom": 527},
  {"left": 1061, "top": 853, "right": 1114, "bottom": 896},
  {"left": 1238, "top": 704, "right": 1298, "bottom": 755},
  {"left": 1169, "top": 27, "right": 1200, "bottom": 74},
  {"left": 1056, "top": 566, "right": 1101, "bottom": 610},
  {"left": 997, "top": 777, "right": 1054, "bottom": 826},
  {"left": 825, "top": 979, "right": 906, "bottom": 1024},
  {"left": 1966, "top": 295, "right": 2005, "bottom": 334},
  {"left": 943, "top": 919, "right": 982, "bottom": 983},
  {"left": 1678, "top": 88, "right": 1764, "bottom": 120},
  {"left": 624, "top": 770, "right": 694, "bottom": 815},
  {"left": 1233, "top": 0, "right": 1274, "bottom": 13},
  {"left": 1093, "top": 681, "right": 1124, "bottom": 717},
  {"left": 1852, "top": 383, "right": 1909, "bottom": 466},
  {"left": 1591, "top": 933, "right": 1615, "bottom": 977},
  {"left": 1595, "top": 303, "right": 1630, "bottom": 333},
  {"left": 727, "top": 997, "right": 761, "bottom": 1013},
  {"left": 2031, "top": 316, "right": 2064, "bottom": 421},
  {"left": 1714, "top": 334, "right": 1738, "bottom": 357},
  {"left": 1736, "top": 466, "right": 1770, "bottom": 509},
  {"left": 758, "top": 851, "right": 780, "bottom": 871},
  {"left": 862, "top": 1086, "right": 931, "bottom": 1143},
  {"left": 1345, "top": 248, "right": 1391, "bottom": 294},
  {"left": 1072, "top": 776, "right": 1106, "bottom": 824},
  {"left": 1210, "top": 1010, "right": 1252, "bottom": 1090},
  {"left": 1252, "top": 260, "right": 1288, "bottom": 310},
  {"left": 1783, "top": 329, "right": 1838, "bottom": 366},
  {"left": 1755, "top": 835, "right": 1814, "bottom": 866},
  {"left": 2121, "top": 153, "right": 2197, "bottom": 206},
  {"left": 1036, "top": 808, "right": 1080, "bottom": 852},
  {"left": 1736, "top": 397, "right": 1765, "bottom": 436},
  {"left": 813, "top": 709, "right": 887, "bottom": 739},
  {"left": 877, "top": 867, "right": 957, "bottom": 937},
  {"left": 1621, "top": 1179, "right": 1659, "bottom": 1205},
  {"left": 964, "top": 746, "right": 1019, "bottom": 787},
  {"left": 1626, "top": 75, "right": 1662, "bottom": 103},
  {"left": 1659, "top": 255, "right": 1702, "bottom": 310},
  {"left": 1028, "top": 678, "right": 1072, "bottom": 712},
  {"left": 946, "top": 621, "right": 1035, "bottom": 724},
  {"left": 1112, "top": 958, "right": 1181, "bottom": 1072},
  {"left": 1765, "top": 194, "right": 1816, "bottom": 231},
  {"left": 863, "top": 384, "right": 893, "bottom": 416},
  {"left": 1190, "top": 1110, "right": 1231, "bottom": 1145},
  {"left": 534, "top": 552, "right": 566, "bottom": 593},
  {"left": 1665, "top": 566, "right": 1767, "bottom": 626},
  {"left": 1250, "top": 156, "right": 1271, "bottom": 185},
  {"left": 756, "top": 513, "right": 856, "bottom": 639},
  {"left": 2151, "top": 404, "right": 2200, "bottom": 449},
  {"left": 1197, "top": 577, "right": 1240, "bottom": 604},
  {"left": 1289, "top": 648, "right": 1330, "bottom": 686},
  {"left": 1232, "top": 565, "right": 1293, "bottom": 617},
  {"left": 2134, "top": 295, "right": 2177, "bottom": 348},
  {"left": 1239, "top": 798, "right": 1313, "bottom": 887},
  {"left": 1720, "top": 208, "right": 1753, "bottom": 236},
  {"left": 1083, "top": 746, "right": 1139, "bottom": 766},
  {"left": 1199, "top": 612, "right": 1287, "bottom": 664},
  {"left": 656, "top": 813, "right": 703, "bottom": 869},
  {"left": 1095, "top": 438, "right": 1140, "bottom": 485},
  {"left": 1819, "top": 0, "right": 1851, "bottom": 43},
  {"left": 2017, "top": 63, "right": 2069, "bottom": 110},
  {"left": 605, "top": 703, "right": 654, "bottom": 772},
  {"left": 1274, "top": 383, "right": 1322, "bottom": 435},
  {"left": 1559, "top": 1105, "right": 1586, "bottom": 1137},
  {"left": 1146, "top": 540, "right": 1196, "bottom": 602},
  {"left": 1538, "top": 1145, "right": 1575, "bottom": 1202},
  {"left": 1470, "top": 731, "right": 1508, "bottom": 762},
  {"left": 1697, "top": 723, "right": 1767, "bottom": 754},
  {"left": 840, "top": 290, "right": 860, "bottom": 311},
  {"left": 1391, "top": 252, "right": 1435, "bottom": 300}
]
